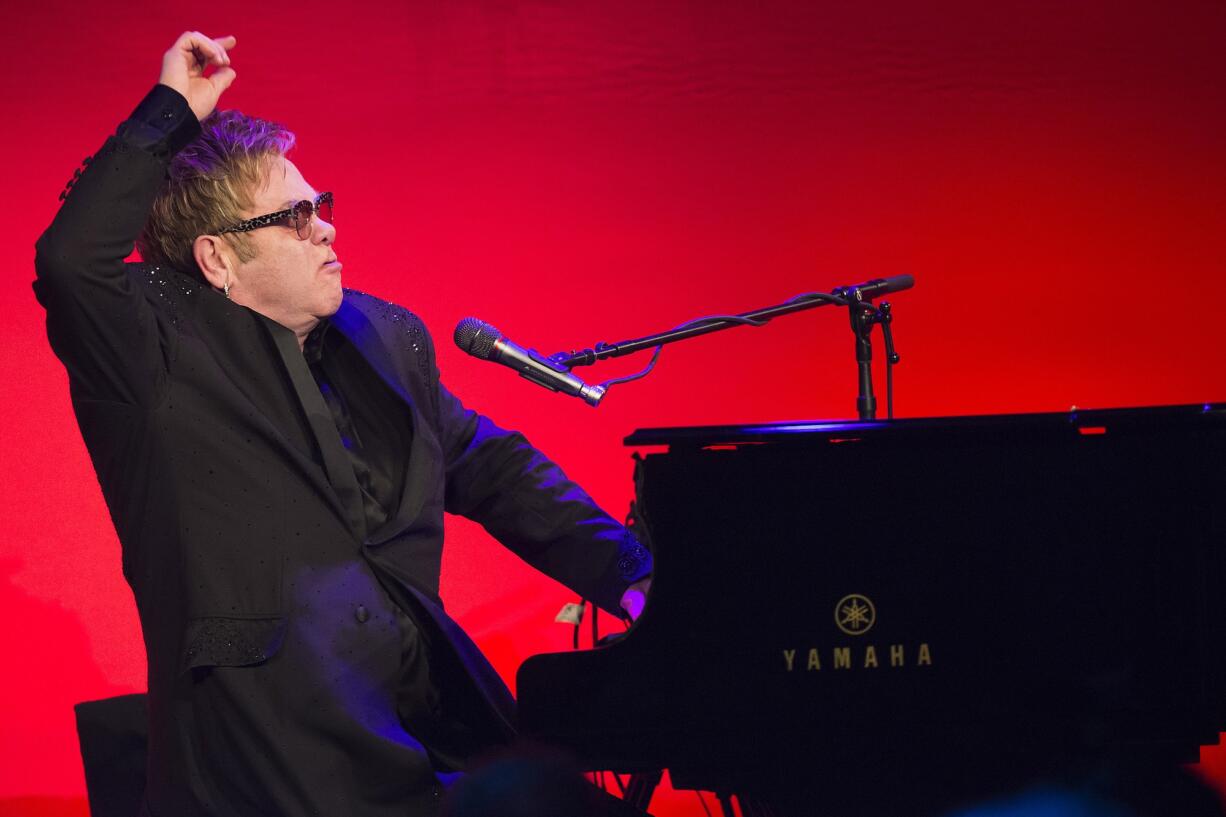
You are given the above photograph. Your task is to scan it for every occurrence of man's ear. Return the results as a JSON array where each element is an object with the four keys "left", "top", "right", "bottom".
[{"left": 193, "top": 234, "right": 235, "bottom": 292}]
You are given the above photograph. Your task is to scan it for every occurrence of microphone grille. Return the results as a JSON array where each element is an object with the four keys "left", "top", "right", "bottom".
[{"left": 454, "top": 317, "right": 502, "bottom": 360}]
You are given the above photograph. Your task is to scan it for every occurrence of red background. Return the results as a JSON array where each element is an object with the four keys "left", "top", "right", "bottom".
[{"left": 2, "top": 2, "right": 1225, "bottom": 814}]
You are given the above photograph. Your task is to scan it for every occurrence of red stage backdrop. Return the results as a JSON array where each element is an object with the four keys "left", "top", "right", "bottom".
[{"left": 2, "top": 2, "right": 1224, "bottom": 814}]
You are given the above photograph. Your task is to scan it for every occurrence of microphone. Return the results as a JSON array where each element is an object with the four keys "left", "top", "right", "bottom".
[
  {"left": 832, "top": 274, "right": 914, "bottom": 303},
  {"left": 454, "top": 318, "right": 607, "bottom": 407}
]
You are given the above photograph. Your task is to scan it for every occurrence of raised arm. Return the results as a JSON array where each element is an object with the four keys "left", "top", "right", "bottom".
[{"left": 33, "top": 32, "right": 236, "bottom": 405}]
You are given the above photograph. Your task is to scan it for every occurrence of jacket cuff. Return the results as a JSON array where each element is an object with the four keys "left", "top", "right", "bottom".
[
  {"left": 116, "top": 84, "right": 202, "bottom": 159},
  {"left": 617, "top": 530, "right": 652, "bottom": 584}
]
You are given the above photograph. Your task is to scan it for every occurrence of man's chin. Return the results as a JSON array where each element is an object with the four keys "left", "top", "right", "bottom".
[{"left": 320, "top": 283, "right": 344, "bottom": 317}]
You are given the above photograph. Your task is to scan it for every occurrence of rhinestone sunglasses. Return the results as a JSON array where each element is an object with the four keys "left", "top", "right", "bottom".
[{"left": 219, "top": 192, "right": 333, "bottom": 240}]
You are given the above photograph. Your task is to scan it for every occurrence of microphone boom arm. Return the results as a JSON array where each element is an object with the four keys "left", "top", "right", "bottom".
[
  {"left": 550, "top": 274, "right": 913, "bottom": 368},
  {"left": 547, "top": 274, "right": 913, "bottom": 418},
  {"left": 549, "top": 292, "right": 843, "bottom": 368}
]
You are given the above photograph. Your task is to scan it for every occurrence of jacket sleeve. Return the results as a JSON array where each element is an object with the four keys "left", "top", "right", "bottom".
[
  {"left": 435, "top": 362, "right": 651, "bottom": 618},
  {"left": 33, "top": 85, "right": 201, "bottom": 406}
]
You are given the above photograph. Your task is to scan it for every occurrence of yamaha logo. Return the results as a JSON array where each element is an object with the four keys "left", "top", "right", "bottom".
[
  {"left": 780, "top": 593, "right": 932, "bottom": 672},
  {"left": 835, "top": 594, "right": 876, "bottom": 636}
]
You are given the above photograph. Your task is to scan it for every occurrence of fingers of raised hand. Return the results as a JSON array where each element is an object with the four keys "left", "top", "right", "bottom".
[
  {"left": 175, "top": 31, "right": 235, "bottom": 71},
  {"left": 209, "top": 66, "right": 238, "bottom": 95}
]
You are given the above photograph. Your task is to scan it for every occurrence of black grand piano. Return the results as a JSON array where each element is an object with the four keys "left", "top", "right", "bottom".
[{"left": 517, "top": 403, "right": 1226, "bottom": 816}]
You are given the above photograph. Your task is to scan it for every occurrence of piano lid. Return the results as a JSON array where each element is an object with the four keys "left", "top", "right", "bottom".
[{"left": 623, "top": 401, "right": 1226, "bottom": 449}]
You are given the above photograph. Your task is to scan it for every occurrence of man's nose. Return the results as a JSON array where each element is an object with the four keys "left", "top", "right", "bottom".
[{"left": 313, "top": 215, "right": 336, "bottom": 245}]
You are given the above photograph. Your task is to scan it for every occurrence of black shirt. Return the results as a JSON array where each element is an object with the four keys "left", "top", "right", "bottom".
[{"left": 304, "top": 320, "right": 413, "bottom": 537}]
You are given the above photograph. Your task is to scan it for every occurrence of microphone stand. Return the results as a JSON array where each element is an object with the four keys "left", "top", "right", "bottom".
[
  {"left": 547, "top": 292, "right": 847, "bottom": 368},
  {"left": 835, "top": 286, "right": 902, "bottom": 421},
  {"left": 849, "top": 297, "right": 878, "bottom": 421},
  {"left": 546, "top": 281, "right": 905, "bottom": 420}
]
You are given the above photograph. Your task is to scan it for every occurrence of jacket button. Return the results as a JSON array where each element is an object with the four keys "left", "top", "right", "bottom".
[{"left": 355, "top": 605, "right": 370, "bottom": 623}]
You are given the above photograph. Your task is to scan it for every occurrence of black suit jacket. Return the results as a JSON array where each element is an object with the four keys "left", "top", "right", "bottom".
[{"left": 35, "top": 94, "right": 649, "bottom": 817}]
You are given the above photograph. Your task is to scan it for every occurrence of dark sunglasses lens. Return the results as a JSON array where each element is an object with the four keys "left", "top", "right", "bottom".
[
  {"left": 318, "top": 195, "right": 332, "bottom": 225},
  {"left": 291, "top": 200, "right": 314, "bottom": 239}
]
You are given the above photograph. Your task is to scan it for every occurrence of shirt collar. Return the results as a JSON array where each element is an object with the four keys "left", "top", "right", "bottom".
[{"left": 303, "top": 319, "right": 334, "bottom": 364}]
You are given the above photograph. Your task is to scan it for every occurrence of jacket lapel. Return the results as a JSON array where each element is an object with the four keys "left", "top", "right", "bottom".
[
  {"left": 330, "top": 298, "right": 430, "bottom": 543},
  {"left": 178, "top": 276, "right": 361, "bottom": 538}
]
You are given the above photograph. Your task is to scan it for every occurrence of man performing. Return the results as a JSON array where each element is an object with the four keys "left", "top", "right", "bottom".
[{"left": 35, "top": 31, "right": 651, "bottom": 816}]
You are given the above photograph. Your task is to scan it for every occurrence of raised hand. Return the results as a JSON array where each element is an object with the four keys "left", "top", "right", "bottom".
[{"left": 158, "top": 31, "right": 237, "bottom": 122}]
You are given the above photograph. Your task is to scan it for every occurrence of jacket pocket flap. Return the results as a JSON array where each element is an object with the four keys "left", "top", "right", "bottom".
[{"left": 181, "top": 616, "right": 286, "bottom": 671}]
